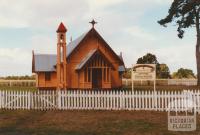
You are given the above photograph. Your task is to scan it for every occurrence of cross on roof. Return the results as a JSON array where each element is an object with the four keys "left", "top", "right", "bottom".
[{"left": 89, "top": 19, "right": 97, "bottom": 28}]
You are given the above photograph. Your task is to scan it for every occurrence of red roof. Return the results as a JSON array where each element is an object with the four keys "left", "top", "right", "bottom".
[{"left": 56, "top": 22, "right": 67, "bottom": 33}]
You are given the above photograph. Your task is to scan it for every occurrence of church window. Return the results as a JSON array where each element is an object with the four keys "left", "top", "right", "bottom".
[
  {"left": 107, "top": 68, "right": 110, "bottom": 82},
  {"left": 84, "top": 68, "right": 87, "bottom": 82},
  {"left": 45, "top": 72, "right": 51, "bottom": 81},
  {"left": 60, "top": 47, "right": 63, "bottom": 62},
  {"left": 88, "top": 68, "right": 91, "bottom": 82},
  {"left": 104, "top": 68, "right": 106, "bottom": 82}
]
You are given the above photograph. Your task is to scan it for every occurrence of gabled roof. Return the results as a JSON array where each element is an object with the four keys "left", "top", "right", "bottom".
[
  {"left": 66, "top": 28, "right": 124, "bottom": 65},
  {"left": 33, "top": 54, "right": 56, "bottom": 72},
  {"left": 75, "top": 49, "right": 97, "bottom": 70},
  {"left": 33, "top": 28, "right": 125, "bottom": 73},
  {"left": 67, "top": 32, "right": 88, "bottom": 58},
  {"left": 75, "top": 49, "right": 115, "bottom": 71}
]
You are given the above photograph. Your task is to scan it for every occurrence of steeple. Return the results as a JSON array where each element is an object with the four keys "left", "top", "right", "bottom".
[
  {"left": 56, "top": 22, "right": 67, "bottom": 90},
  {"left": 57, "top": 22, "right": 67, "bottom": 33}
]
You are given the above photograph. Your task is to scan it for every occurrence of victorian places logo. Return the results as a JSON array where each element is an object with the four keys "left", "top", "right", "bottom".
[{"left": 168, "top": 91, "right": 197, "bottom": 131}]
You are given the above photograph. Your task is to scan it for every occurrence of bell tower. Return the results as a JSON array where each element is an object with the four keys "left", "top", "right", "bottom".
[{"left": 56, "top": 22, "right": 67, "bottom": 90}]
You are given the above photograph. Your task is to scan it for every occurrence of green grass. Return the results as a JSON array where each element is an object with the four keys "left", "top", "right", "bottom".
[{"left": 0, "top": 110, "right": 199, "bottom": 135}]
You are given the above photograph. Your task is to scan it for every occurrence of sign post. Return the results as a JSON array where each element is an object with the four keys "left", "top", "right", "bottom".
[
  {"left": 132, "top": 64, "right": 156, "bottom": 91},
  {"left": 131, "top": 64, "right": 157, "bottom": 107},
  {"left": 131, "top": 64, "right": 134, "bottom": 91}
]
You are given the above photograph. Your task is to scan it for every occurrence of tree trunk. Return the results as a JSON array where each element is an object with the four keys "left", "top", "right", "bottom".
[
  {"left": 195, "top": 8, "right": 200, "bottom": 86},
  {"left": 196, "top": 37, "right": 200, "bottom": 86}
]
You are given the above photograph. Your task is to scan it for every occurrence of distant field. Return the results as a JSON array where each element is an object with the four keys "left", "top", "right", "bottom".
[
  {"left": 0, "top": 86, "right": 37, "bottom": 91},
  {"left": 0, "top": 110, "right": 199, "bottom": 135}
]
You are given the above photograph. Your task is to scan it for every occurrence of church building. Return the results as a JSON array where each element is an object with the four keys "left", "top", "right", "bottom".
[{"left": 32, "top": 20, "right": 125, "bottom": 89}]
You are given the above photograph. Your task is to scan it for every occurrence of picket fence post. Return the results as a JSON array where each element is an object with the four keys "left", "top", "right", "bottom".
[
  {"left": 28, "top": 91, "right": 31, "bottom": 110},
  {"left": 0, "top": 89, "right": 200, "bottom": 111},
  {"left": 0, "top": 91, "right": 2, "bottom": 109},
  {"left": 57, "top": 90, "right": 61, "bottom": 110}
]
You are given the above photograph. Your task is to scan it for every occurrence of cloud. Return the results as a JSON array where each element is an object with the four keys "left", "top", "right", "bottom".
[
  {"left": 87, "top": 0, "right": 123, "bottom": 7},
  {"left": 30, "top": 34, "right": 56, "bottom": 54},
  {"left": 0, "top": 0, "right": 172, "bottom": 29},
  {"left": 0, "top": 0, "right": 88, "bottom": 29},
  {"left": 124, "top": 26, "right": 157, "bottom": 41},
  {"left": 0, "top": 0, "right": 197, "bottom": 76},
  {"left": 154, "top": 44, "right": 196, "bottom": 73},
  {"left": 0, "top": 48, "right": 31, "bottom": 76}
]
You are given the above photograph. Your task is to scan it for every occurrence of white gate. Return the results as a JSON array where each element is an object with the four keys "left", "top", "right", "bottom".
[{"left": 31, "top": 90, "right": 57, "bottom": 110}]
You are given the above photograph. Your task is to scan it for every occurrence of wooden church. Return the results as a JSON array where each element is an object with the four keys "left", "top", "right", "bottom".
[{"left": 32, "top": 20, "right": 125, "bottom": 90}]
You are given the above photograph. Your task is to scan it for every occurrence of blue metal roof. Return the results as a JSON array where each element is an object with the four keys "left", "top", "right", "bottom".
[
  {"left": 34, "top": 54, "right": 56, "bottom": 72},
  {"left": 34, "top": 32, "right": 88, "bottom": 72},
  {"left": 67, "top": 32, "right": 88, "bottom": 57}
]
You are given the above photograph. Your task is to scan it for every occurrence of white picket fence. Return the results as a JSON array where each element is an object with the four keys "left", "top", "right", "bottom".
[{"left": 0, "top": 90, "right": 200, "bottom": 112}]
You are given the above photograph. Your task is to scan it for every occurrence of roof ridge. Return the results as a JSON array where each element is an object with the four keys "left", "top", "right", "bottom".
[
  {"left": 67, "top": 29, "right": 91, "bottom": 57},
  {"left": 68, "top": 30, "right": 90, "bottom": 45}
]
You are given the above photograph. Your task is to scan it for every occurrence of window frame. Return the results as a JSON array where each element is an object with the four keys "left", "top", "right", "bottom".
[{"left": 45, "top": 72, "right": 51, "bottom": 81}]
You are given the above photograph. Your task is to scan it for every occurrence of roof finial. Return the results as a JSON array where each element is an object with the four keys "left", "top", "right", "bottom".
[
  {"left": 89, "top": 19, "right": 97, "bottom": 28},
  {"left": 70, "top": 36, "right": 73, "bottom": 42}
]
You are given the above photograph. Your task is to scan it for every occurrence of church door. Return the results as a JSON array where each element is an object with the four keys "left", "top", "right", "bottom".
[{"left": 92, "top": 68, "right": 102, "bottom": 89}]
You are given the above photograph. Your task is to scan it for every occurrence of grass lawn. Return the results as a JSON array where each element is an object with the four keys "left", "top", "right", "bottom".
[{"left": 0, "top": 110, "right": 199, "bottom": 135}]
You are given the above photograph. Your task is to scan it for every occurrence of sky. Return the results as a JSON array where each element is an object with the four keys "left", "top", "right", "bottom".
[{"left": 0, "top": 0, "right": 197, "bottom": 76}]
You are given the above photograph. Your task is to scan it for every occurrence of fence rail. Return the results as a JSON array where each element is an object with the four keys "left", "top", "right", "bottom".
[
  {"left": 122, "top": 79, "right": 197, "bottom": 86},
  {"left": 0, "top": 89, "right": 199, "bottom": 112},
  {"left": 0, "top": 79, "right": 197, "bottom": 87}
]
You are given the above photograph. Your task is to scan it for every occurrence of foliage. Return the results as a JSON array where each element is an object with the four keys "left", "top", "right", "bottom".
[
  {"left": 1, "top": 75, "right": 35, "bottom": 80},
  {"left": 136, "top": 53, "right": 171, "bottom": 79},
  {"left": 158, "top": 64, "right": 171, "bottom": 79},
  {"left": 158, "top": 0, "right": 200, "bottom": 38},
  {"left": 172, "top": 68, "right": 196, "bottom": 79},
  {"left": 123, "top": 68, "right": 132, "bottom": 79},
  {"left": 158, "top": 0, "right": 200, "bottom": 85},
  {"left": 137, "top": 53, "right": 158, "bottom": 64}
]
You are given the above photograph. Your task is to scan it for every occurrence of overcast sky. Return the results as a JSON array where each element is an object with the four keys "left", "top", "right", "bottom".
[{"left": 0, "top": 0, "right": 197, "bottom": 76}]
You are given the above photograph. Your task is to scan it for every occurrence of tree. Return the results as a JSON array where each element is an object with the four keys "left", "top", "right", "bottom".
[
  {"left": 158, "top": 0, "right": 200, "bottom": 85},
  {"left": 136, "top": 53, "right": 171, "bottom": 78},
  {"left": 159, "top": 64, "right": 171, "bottom": 79},
  {"left": 172, "top": 68, "right": 196, "bottom": 79},
  {"left": 123, "top": 68, "right": 132, "bottom": 79},
  {"left": 137, "top": 53, "right": 158, "bottom": 64},
  {"left": 4, "top": 75, "right": 35, "bottom": 80}
]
